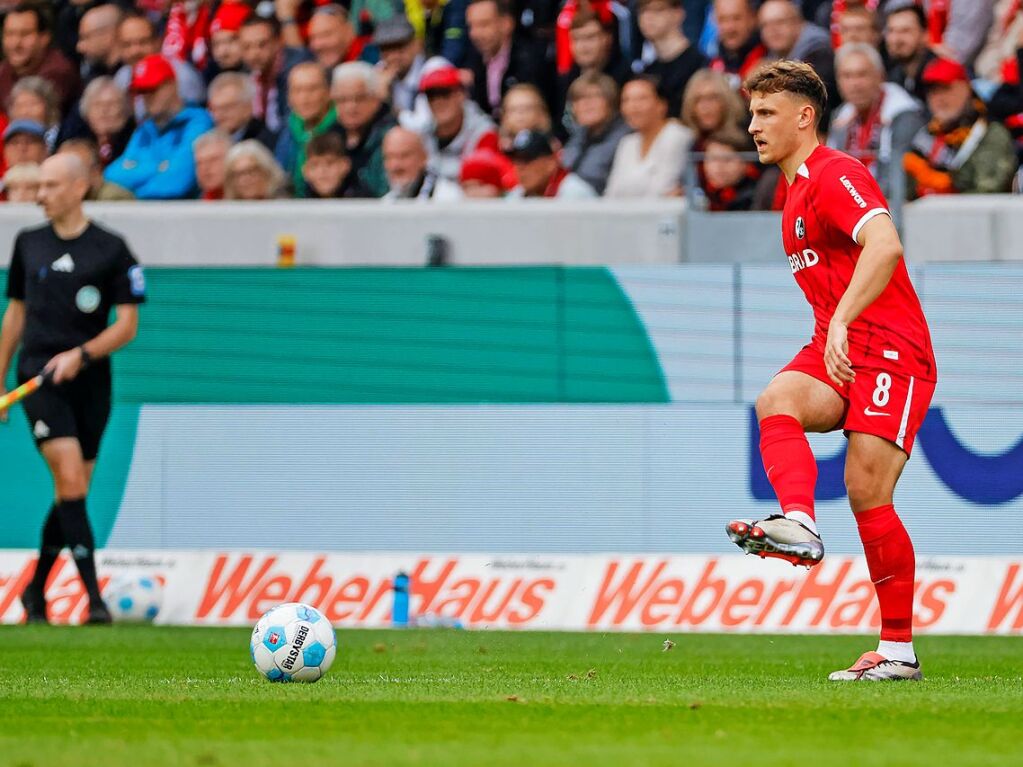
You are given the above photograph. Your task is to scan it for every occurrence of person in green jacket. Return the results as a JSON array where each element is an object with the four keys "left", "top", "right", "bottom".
[{"left": 275, "top": 62, "right": 340, "bottom": 197}]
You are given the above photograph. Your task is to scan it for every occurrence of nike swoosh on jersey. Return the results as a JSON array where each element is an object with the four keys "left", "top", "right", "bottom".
[{"left": 863, "top": 408, "right": 891, "bottom": 417}]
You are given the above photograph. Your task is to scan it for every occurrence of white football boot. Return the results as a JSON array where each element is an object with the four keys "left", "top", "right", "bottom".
[
  {"left": 725, "top": 513, "right": 824, "bottom": 568},
  {"left": 828, "top": 652, "right": 923, "bottom": 681}
]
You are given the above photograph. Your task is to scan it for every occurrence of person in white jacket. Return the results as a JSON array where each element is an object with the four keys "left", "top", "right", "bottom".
[
  {"left": 403, "top": 58, "right": 500, "bottom": 184},
  {"left": 605, "top": 75, "right": 693, "bottom": 198},
  {"left": 827, "top": 42, "right": 925, "bottom": 201}
]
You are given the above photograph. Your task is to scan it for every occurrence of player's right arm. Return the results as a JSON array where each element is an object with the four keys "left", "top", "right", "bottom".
[
  {"left": 1, "top": 236, "right": 26, "bottom": 423},
  {"left": 0, "top": 300, "right": 25, "bottom": 424}
]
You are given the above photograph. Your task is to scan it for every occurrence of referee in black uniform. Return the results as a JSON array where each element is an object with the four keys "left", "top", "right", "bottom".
[{"left": 0, "top": 154, "right": 145, "bottom": 624}]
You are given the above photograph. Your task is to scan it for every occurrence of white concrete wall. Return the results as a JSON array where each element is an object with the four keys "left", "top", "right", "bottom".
[
  {"left": 2, "top": 196, "right": 1021, "bottom": 266},
  {"left": 0, "top": 200, "right": 687, "bottom": 267}
]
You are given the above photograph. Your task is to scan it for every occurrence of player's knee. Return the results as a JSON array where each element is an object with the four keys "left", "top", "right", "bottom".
[
  {"left": 755, "top": 388, "right": 799, "bottom": 422},
  {"left": 755, "top": 389, "right": 783, "bottom": 421},
  {"left": 845, "top": 463, "right": 888, "bottom": 511},
  {"left": 53, "top": 464, "right": 88, "bottom": 499}
]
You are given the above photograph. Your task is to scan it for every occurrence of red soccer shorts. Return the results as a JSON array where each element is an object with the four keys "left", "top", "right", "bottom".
[{"left": 780, "top": 344, "right": 936, "bottom": 456}]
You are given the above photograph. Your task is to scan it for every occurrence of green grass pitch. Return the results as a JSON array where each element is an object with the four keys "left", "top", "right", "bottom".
[{"left": 1, "top": 626, "right": 1020, "bottom": 767}]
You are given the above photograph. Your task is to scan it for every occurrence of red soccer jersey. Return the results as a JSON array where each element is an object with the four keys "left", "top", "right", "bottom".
[{"left": 781, "top": 145, "right": 937, "bottom": 380}]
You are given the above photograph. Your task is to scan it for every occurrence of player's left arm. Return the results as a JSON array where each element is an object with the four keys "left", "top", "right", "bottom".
[
  {"left": 46, "top": 304, "right": 140, "bottom": 384},
  {"left": 824, "top": 213, "right": 903, "bottom": 386}
]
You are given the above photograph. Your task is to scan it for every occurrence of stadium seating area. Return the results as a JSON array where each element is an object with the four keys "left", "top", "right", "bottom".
[{"left": 0, "top": 0, "right": 1019, "bottom": 205}]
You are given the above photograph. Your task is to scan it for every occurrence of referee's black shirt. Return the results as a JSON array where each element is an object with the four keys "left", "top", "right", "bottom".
[{"left": 5, "top": 222, "right": 146, "bottom": 373}]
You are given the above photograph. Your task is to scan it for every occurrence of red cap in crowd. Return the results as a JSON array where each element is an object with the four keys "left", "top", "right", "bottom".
[
  {"left": 419, "top": 64, "right": 462, "bottom": 93},
  {"left": 460, "top": 150, "right": 512, "bottom": 189},
  {"left": 921, "top": 58, "right": 969, "bottom": 87},
  {"left": 131, "top": 54, "right": 177, "bottom": 92},
  {"left": 210, "top": 2, "right": 252, "bottom": 35}
]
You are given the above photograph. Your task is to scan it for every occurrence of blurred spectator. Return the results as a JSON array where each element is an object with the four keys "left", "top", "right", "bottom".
[
  {"left": 637, "top": 0, "right": 706, "bottom": 117},
  {"left": 975, "top": 0, "right": 1023, "bottom": 83},
  {"left": 276, "top": 62, "right": 338, "bottom": 197},
  {"left": 307, "top": 5, "right": 357, "bottom": 71},
  {"left": 828, "top": 42, "right": 924, "bottom": 199},
  {"left": 554, "top": 11, "right": 630, "bottom": 132},
  {"left": 192, "top": 129, "right": 230, "bottom": 200},
  {"left": 382, "top": 125, "right": 462, "bottom": 199},
  {"left": 205, "top": 1, "right": 253, "bottom": 84},
  {"left": 105, "top": 54, "right": 214, "bottom": 199},
  {"left": 0, "top": 2, "right": 81, "bottom": 115},
  {"left": 207, "top": 72, "right": 277, "bottom": 148},
  {"left": 332, "top": 61, "right": 396, "bottom": 198},
  {"left": 499, "top": 84, "right": 553, "bottom": 150},
  {"left": 680, "top": 68, "right": 748, "bottom": 148},
  {"left": 414, "top": 59, "right": 500, "bottom": 183},
  {"left": 350, "top": 0, "right": 401, "bottom": 28},
  {"left": 2, "top": 161, "right": 40, "bottom": 203},
  {"left": 699, "top": 127, "right": 758, "bottom": 210},
  {"left": 76, "top": 3, "right": 124, "bottom": 84},
  {"left": 904, "top": 58, "right": 1018, "bottom": 198},
  {"left": 605, "top": 76, "right": 693, "bottom": 198},
  {"left": 709, "top": 0, "right": 766, "bottom": 89},
  {"left": 115, "top": 11, "right": 206, "bottom": 118},
  {"left": 506, "top": 128, "right": 597, "bottom": 198},
  {"left": 375, "top": 16, "right": 426, "bottom": 115},
  {"left": 162, "top": 0, "right": 216, "bottom": 71},
  {"left": 884, "top": 3, "right": 935, "bottom": 104},
  {"left": 3, "top": 120, "right": 47, "bottom": 169},
  {"left": 835, "top": 4, "right": 881, "bottom": 49},
  {"left": 465, "top": 0, "right": 553, "bottom": 119},
  {"left": 554, "top": 1, "right": 635, "bottom": 78},
  {"left": 987, "top": 20, "right": 1023, "bottom": 165},
  {"left": 925, "top": 0, "right": 996, "bottom": 67},
  {"left": 561, "top": 72, "right": 631, "bottom": 194},
  {"left": 57, "top": 138, "right": 135, "bottom": 202},
  {"left": 758, "top": 1, "right": 836, "bottom": 115},
  {"left": 240, "top": 14, "right": 313, "bottom": 135},
  {"left": 405, "top": 0, "right": 470, "bottom": 67},
  {"left": 459, "top": 148, "right": 508, "bottom": 196},
  {"left": 7, "top": 76, "right": 60, "bottom": 151},
  {"left": 224, "top": 138, "right": 287, "bottom": 200},
  {"left": 65, "top": 76, "right": 135, "bottom": 169},
  {"left": 303, "top": 131, "right": 359, "bottom": 198}
]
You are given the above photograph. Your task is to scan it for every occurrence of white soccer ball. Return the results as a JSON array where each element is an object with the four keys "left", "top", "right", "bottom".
[
  {"left": 250, "top": 602, "right": 337, "bottom": 683},
  {"left": 104, "top": 574, "right": 163, "bottom": 622}
]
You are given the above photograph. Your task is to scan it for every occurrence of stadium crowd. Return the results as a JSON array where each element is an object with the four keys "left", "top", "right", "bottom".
[{"left": 0, "top": 0, "right": 1020, "bottom": 205}]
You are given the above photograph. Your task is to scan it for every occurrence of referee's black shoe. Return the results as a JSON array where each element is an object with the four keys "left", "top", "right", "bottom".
[
  {"left": 19, "top": 586, "right": 49, "bottom": 625},
  {"left": 85, "top": 600, "right": 113, "bottom": 625}
]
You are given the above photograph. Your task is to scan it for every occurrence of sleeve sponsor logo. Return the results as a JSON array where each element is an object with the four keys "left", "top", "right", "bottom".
[
  {"left": 839, "top": 175, "right": 867, "bottom": 208},
  {"left": 128, "top": 265, "right": 146, "bottom": 297}
]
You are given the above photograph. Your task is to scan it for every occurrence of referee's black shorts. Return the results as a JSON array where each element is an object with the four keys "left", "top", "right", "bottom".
[{"left": 17, "top": 362, "right": 112, "bottom": 461}]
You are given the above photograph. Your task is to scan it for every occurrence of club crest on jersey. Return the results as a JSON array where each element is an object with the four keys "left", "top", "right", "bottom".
[{"left": 795, "top": 217, "right": 805, "bottom": 239}]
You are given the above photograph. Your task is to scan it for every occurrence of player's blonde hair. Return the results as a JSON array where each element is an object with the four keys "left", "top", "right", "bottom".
[{"left": 744, "top": 60, "right": 828, "bottom": 127}]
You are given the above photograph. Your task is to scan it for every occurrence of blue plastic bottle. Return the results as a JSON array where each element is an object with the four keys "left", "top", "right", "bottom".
[{"left": 392, "top": 571, "right": 410, "bottom": 628}]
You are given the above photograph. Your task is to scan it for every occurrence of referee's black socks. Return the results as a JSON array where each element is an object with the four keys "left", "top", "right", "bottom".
[
  {"left": 28, "top": 503, "right": 63, "bottom": 595},
  {"left": 56, "top": 498, "right": 104, "bottom": 605}
]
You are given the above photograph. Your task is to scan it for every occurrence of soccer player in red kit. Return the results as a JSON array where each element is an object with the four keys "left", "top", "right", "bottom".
[{"left": 725, "top": 61, "right": 936, "bottom": 681}]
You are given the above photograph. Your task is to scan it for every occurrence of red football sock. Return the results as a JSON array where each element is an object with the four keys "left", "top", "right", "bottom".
[
  {"left": 855, "top": 504, "right": 916, "bottom": 642},
  {"left": 759, "top": 414, "right": 817, "bottom": 520}
]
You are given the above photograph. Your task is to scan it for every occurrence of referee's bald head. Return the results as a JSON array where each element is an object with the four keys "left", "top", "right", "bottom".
[
  {"left": 38, "top": 153, "right": 91, "bottom": 221},
  {"left": 42, "top": 153, "right": 89, "bottom": 185}
]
